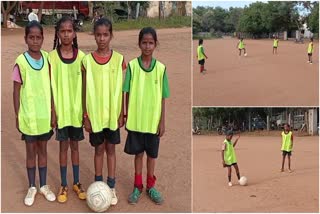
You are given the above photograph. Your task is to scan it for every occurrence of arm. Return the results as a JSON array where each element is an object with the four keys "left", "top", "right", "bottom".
[
  {"left": 291, "top": 134, "right": 293, "bottom": 149},
  {"left": 13, "top": 81, "right": 21, "bottom": 131},
  {"left": 233, "top": 134, "right": 240, "bottom": 147},
  {"left": 49, "top": 64, "right": 57, "bottom": 128},
  {"left": 201, "top": 47, "right": 208, "bottom": 59},
  {"left": 158, "top": 98, "right": 166, "bottom": 137},
  {"left": 221, "top": 144, "right": 226, "bottom": 167},
  {"left": 82, "top": 65, "right": 92, "bottom": 133}
]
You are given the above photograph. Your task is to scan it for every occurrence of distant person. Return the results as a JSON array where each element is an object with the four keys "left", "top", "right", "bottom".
[
  {"left": 273, "top": 36, "right": 279, "bottom": 54},
  {"left": 237, "top": 37, "right": 247, "bottom": 56},
  {"left": 222, "top": 131, "right": 241, "bottom": 187},
  {"left": 307, "top": 38, "right": 314, "bottom": 64},
  {"left": 280, "top": 124, "right": 293, "bottom": 173},
  {"left": 28, "top": 8, "right": 39, "bottom": 22},
  {"left": 197, "top": 39, "right": 208, "bottom": 74}
]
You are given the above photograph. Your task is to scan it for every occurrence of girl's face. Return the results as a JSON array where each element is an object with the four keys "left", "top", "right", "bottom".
[
  {"left": 25, "top": 27, "right": 43, "bottom": 52},
  {"left": 226, "top": 135, "right": 233, "bottom": 141},
  {"left": 94, "top": 25, "right": 112, "bottom": 50},
  {"left": 58, "top": 21, "right": 75, "bottom": 46},
  {"left": 139, "top": 33, "right": 156, "bottom": 57}
]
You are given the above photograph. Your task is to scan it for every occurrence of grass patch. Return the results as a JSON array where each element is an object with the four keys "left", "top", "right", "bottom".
[{"left": 83, "top": 16, "right": 191, "bottom": 32}]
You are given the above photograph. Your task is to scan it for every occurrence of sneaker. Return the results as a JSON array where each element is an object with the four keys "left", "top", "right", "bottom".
[
  {"left": 288, "top": 169, "right": 293, "bottom": 173},
  {"left": 228, "top": 182, "right": 233, "bottom": 187},
  {"left": 310, "top": 62, "right": 313, "bottom": 64},
  {"left": 110, "top": 188, "right": 118, "bottom": 205},
  {"left": 128, "top": 187, "right": 142, "bottom": 204},
  {"left": 307, "top": 61, "right": 310, "bottom": 63},
  {"left": 40, "top": 185, "right": 56, "bottom": 202},
  {"left": 73, "top": 183, "right": 86, "bottom": 200},
  {"left": 147, "top": 187, "right": 163, "bottom": 205},
  {"left": 57, "top": 186, "right": 68, "bottom": 203},
  {"left": 24, "top": 186, "right": 37, "bottom": 206}
]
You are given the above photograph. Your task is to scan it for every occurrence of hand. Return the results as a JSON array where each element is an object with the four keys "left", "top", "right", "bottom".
[
  {"left": 51, "top": 111, "right": 57, "bottom": 128},
  {"left": 118, "top": 114, "right": 124, "bottom": 128},
  {"left": 206, "top": 56, "right": 208, "bottom": 59},
  {"left": 237, "top": 133, "right": 240, "bottom": 139},
  {"left": 222, "top": 161, "right": 226, "bottom": 168},
  {"left": 83, "top": 117, "right": 92, "bottom": 133},
  {"left": 157, "top": 120, "right": 165, "bottom": 137}
]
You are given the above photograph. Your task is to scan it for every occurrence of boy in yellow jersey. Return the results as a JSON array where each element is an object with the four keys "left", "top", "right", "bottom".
[
  {"left": 124, "top": 27, "right": 170, "bottom": 205},
  {"left": 197, "top": 39, "right": 208, "bottom": 74},
  {"left": 273, "top": 36, "right": 279, "bottom": 54},
  {"left": 237, "top": 37, "right": 247, "bottom": 56},
  {"left": 307, "top": 38, "right": 314, "bottom": 64},
  {"left": 222, "top": 131, "right": 241, "bottom": 187},
  {"left": 281, "top": 124, "right": 293, "bottom": 172}
]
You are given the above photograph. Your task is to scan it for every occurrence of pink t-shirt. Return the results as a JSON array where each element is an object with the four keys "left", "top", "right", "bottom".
[{"left": 12, "top": 64, "right": 22, "bottom": 83}]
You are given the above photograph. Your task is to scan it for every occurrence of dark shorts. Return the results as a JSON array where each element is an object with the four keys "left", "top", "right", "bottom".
[
  {"left": 282, "top": 151, "right": 292, "bottom": 156},
  {"left": 22, "top": 130, "right": 54, "bottom": 143},
  {"left": 56, "top": 126, "right": 84, "bottom": 142},
  {"left": 124, "top": 130, "right": 160, "bottom": 159},
  {"left": 273, "top": 46, "right": 278, "bottom": 48},
  {"left": 225, "top": 163, "right": 237, "bottom": 167},
  {"left": 198, "top": 59, "right": 205, "bottom": 65},
  {"left": 89, "top": 128, "right": 120, "bottom": 147},
  {"left": 308, "top": 53, "right": 312, "bottom": 56}
]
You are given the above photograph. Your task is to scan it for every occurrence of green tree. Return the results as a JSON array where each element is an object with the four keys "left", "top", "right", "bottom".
[{"left": 307, "top": 2, "right": 319, "bottom": 34}]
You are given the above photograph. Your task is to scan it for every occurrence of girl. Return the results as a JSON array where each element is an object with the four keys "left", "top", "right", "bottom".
[
  {"left": 307, "top": 38, "right": 314, "bottom": 64},
  {"left": 280, "top": 124, "right": 293, "bottom": 173},
  {"left": 123, "top": 27, "right": 170, "bottom": 205},
  {"left": 273, "top": 36, "right": 279, "bottom": 54},
  {"left": 221, "top": 131, "right": 241, "bottom": 187},
  {"left": 49, "top": 16, "right": 86, "bottom": 203},
  {"left": 237, "top": 37, "right": 247, "bottom": 56},
  {"left": 82, "top": 18, "right": 125, "bottom": 206},
  {"left": 197, "top": 39, "right": 208, "bottom": 74},
  {"left": 13, "top": 20, "right": 56, "bottom": 206}
]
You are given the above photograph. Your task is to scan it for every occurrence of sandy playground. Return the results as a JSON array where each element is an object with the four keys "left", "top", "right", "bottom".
[
  {"left": 1, "top": 27, "right": 191, "bottom": 212},
  {"left": 193, "top": 37, "right": 319, "bottom": 106},
  {"left": 193, "top": 134, "right": 319, "bottom": 212}
]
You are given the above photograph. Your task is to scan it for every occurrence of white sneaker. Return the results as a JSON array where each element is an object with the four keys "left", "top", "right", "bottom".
[
  {"left": 310, "top": 62, "right": 313, "bottom": 64},
  {"left": 228, "top": 182, "right": 233, "bottom": 187},
  {"left": 24, "top": 187, "right": 37, "bottom": 206},
  {"left": 110, "top": 188, "right": 118, "bottom": 205},
  {"left": 307, "top": 61, "right": 310, "bottom": 63},
  {"left": 40, "top": 185, "right": 56, "bottom": 202}
]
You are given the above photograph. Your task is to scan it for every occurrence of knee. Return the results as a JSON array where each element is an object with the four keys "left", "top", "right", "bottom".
[
  {"left": 70, "top": 142, "right": 79, "bottom": 153},
  {"left": 106, "top": 144, "right": 115, "bottom": 156},
  {"left": 95, "top": 145, "right": 105, "bottom": 156}
]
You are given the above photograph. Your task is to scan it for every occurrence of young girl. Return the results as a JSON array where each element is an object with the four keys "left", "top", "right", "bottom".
[
  {"left": 49, "top": 16, "right": 86, "bottom": 203},
  {"left": 197, "top": 39, "right": 208, "bottom": 74},
  {"left": 237, "top": 38, "right": 247, "bottom": 56},
  {"left": 82, "top": 18, "right": 125, "bottom": 206},
  {"left": 281, "top": 124, "right": 293, "bottom": 173},
  {"left": 221, "top": 131, "right": 241, "bottom": 187},
  {"left": 123, "top": 27, "right": 170, "bottom": 205},
  {"left": 273, "top": 36, "right": 279, "bottom": 54},
  {"left": 13, "top": 20, "right": 56, "bottom": 206},
  {"left": 307, "top": 38, "right": 314, "bottom": 64}
]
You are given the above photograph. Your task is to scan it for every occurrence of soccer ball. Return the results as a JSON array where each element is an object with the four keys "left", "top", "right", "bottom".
[
  {"left": 86, "top": 181, "right": 112, "bottom": 212},
  {"left": 244, "top": 53, "right": 247, "bottom": 57},
  {"left": 239, "top": 176, "right": 248, "bottom": 186}
]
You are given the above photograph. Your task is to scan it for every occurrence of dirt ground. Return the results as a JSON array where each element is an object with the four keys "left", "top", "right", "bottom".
[
  {"left": 193, "top": 135, "right": 319, "bottom": 212},
  {"left": 1, "top": 27, "right": 191, "bottom": 212},
  {"left": 193, "top": 37, "right": 319, "bottom": 106}
]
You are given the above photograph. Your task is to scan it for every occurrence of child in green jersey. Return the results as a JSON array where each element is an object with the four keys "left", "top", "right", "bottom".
[
  {"left": 82, "top": 18, "right": 125, "bottom": 206},
  {"left": 123, "top": 27, "right": 170, "bottom": 205},
  {"left": 222, "top": 131, "right": 241, "bottom": 187},
  {"left": 273, "top": 36, "right": 279, "bottom": 54},
  {"left": 237, "top": 37, "right": 246, "bottom": 56},
  {"left": 281, "top": 124, "right": 293, "bottom": 173},
  {"left": 307, "top": 38, "right": 314, "bottom": 64},
  {"left": 49, "top": 16, "right": 86, "bottom": 203},
  {"left": 197, "top": 39, "right": 208, "bottom": 74},
  {"left": 13, "top": 21, "right": 56, "bottom": 206}
]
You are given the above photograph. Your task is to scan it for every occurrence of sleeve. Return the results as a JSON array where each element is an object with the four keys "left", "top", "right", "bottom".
[
  {"left": 12, "top": 64, "right": 22, "bottom": 84},
  {"left": 200, "top": 46, "right": 205, "bottom": 54},
  {"left": 162, "top": 70, "right": 170, "bottom": 98},
  {"left": 123, "top": 64, "right": 131, "bottom": 92}
]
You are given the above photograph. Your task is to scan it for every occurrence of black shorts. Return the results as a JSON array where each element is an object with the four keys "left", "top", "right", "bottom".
[
  {"left": 282, "top": 151, "right": 292, "bottom": 156},
  {"left": 22, "top": 130, "right": 54, "bottom": 143},
  {"left": 124, "top": 130, "right": 160, "bottom": 159},
  {"left": 89, "top": 128, "right": 120, "bottom": 147},
  {"left": 198, "top": 59, "right": 205, "bottom": 65},
  {"left": 308, "top": 53, "right": 312, "bottom": 56},
  {"left": 273, "top": 46, "right": 278, "bottom": 49},
  {"left": 56, "top": 126, "right": 84, "bottom": 142},
  {"left": 225, "top": 163, "right": 237, "bottom": 167}
]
